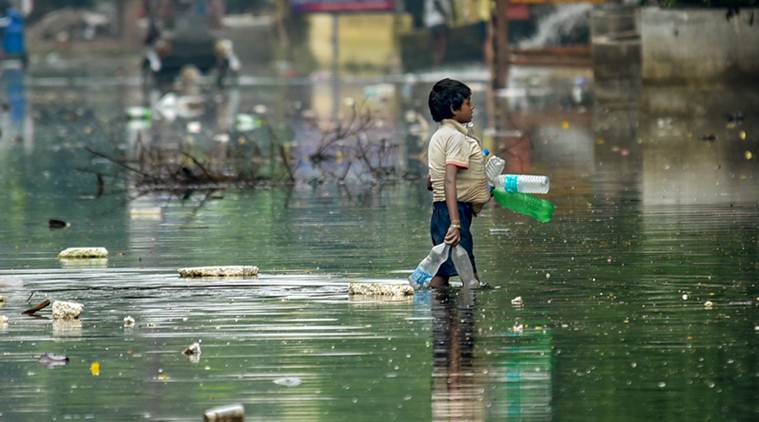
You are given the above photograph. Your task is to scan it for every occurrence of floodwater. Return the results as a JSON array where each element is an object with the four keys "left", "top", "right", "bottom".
[{"left": 0, "top": 67, "right": 758, "bottom": 421}]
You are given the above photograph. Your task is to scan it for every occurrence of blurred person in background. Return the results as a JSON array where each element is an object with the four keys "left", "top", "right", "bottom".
[
  {"left": 0, "top": 0, "right": 31, "bottom": 67},
  {"left": 425, "top": 0, "right": 454, "bottom": 66}
]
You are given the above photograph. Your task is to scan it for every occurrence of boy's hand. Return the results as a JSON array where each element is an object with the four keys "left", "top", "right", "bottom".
[{"left": 444, "top": 226, "right": 461, "bottom": 246}]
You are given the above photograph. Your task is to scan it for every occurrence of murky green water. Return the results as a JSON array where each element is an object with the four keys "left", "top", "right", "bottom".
[{"left": 0, "top": 71, "right": 757, "bottom": 421}]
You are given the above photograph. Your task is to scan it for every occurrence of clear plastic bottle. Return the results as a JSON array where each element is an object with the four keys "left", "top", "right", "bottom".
[
  {"left": 485, "top": 155, "right": 505, "bottom": 186},
  {"left": 451, "top": 245, "right": 477, "bottom": 288},
  {"left": 495, "top": 174, "right": 550, "bottom": 194},
  {"left": 408, "top": 243, "right": 450, "bottom": 290}
]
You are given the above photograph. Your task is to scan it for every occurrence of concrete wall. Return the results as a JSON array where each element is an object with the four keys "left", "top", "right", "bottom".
[
  {"left": 308, "top": 14, "right": 409, "bottom": 72},
  {"left": 591, "top": 6, "right": 641, "bottom": 101},
  {"left": 641, "top": 7, "right": 759, "bottom": 83}
]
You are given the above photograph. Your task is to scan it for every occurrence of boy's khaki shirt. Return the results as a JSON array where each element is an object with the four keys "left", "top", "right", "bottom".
[{"left": 428, "top": 119, "right": 490, "bottom": 212}]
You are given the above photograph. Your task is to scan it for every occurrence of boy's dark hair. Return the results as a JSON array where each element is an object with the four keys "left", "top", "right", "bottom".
[{"left": 428, "top": 78, "right": 471, "bottom": 122}]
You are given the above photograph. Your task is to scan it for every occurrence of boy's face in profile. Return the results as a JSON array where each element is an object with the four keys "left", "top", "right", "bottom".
[{"left": 451, "top": 97, "right": 474, "bottom": 124}]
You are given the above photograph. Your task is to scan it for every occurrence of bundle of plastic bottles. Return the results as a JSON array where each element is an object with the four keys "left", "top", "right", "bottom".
[{"left": 484, "top": 150, "right": 555, "bottom": 223}]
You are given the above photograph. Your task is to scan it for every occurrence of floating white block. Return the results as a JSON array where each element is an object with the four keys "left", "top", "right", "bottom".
[
  {"left": 178, "top": 266, "right": 259, "bottom": 278},
  {"left": 348, "top": 282, "right": 414, "bottom": 297},
  {"left": 57, "top": 247, "right": 108, "bottom": 259},
  {"left": 52, "top": 300, "right": 84, "bottom": 320}
]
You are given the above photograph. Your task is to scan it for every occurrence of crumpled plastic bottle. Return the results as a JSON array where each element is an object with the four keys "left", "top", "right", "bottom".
[
  {"left": 451, "top": 245, "right": 478, "bottom": 289},
  {"left": 408, "top": 243, "right": 450, "bottom": 290}
]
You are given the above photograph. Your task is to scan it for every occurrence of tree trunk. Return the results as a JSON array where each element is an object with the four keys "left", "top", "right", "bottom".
[{"left": 487, "top": 0, "right": 509, "bottom": 91}]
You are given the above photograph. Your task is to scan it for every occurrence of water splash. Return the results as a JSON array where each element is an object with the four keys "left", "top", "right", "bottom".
[{"left": 520, "top": 5, "right": 593, "bottom": 48}]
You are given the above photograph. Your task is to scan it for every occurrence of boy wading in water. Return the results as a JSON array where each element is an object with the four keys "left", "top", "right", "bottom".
[{"left": 427, "top": 79, "right": 490, "bottom": 288}]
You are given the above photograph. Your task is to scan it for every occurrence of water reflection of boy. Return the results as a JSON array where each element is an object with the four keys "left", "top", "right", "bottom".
[
  {"left": 426, "top": 78, "right": 489, "bottom": 288},
  {"left": 431, "top": 288, "right": 482, "bottom": 420}
]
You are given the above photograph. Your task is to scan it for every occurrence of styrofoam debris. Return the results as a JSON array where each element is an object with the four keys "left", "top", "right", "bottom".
[
  {"left": 57, "top": 247, "right": 108, "bottom": 259},
  {"left": 183, "top": 341, "right": 202, "bottom": 356},
  {"left": 348, "top": 282, "right": 414, "bottom": 297},
  {"left": 123, "top": 316, "right": 135, "bottom": 327},
  {"left": 273, "top": 377, "right": 302, "bottom": 387},
  {"left": 178, "top": 266, "right": 259, "bottom": 278},
  {"left": 52, "top": 300, "right": 84, "bottom": 320}
]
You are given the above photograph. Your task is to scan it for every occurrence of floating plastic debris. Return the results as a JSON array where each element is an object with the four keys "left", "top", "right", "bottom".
[
  {"left": 203, "top": 404, "right": 245, "bottom": 422},
  {"left": 57, "top": 247, "right": 108, "bottom": 259},
  {"left": 123, "top": 316, "right": 135, "bottom": 328},
  {"left": 129, "top": 207, "right": 162, "bottom": 220},
  {"left": 488, "top": 228, "right": 511, "bottom": 235},
  {"left": 90, "top": 361, "right": 101, "bottom": 376},
  {"left": 703, "top": 300, "right": 714, "bottom": 309},
  {"left": 0, "top": 315, "right": 8, "bottom": 324},
  {"left": 511, "top": 296, "right": 524, "bottom": 306},
  {"left": 52, "top": 301, "right": 84, "bottom": 320},
  {"left": 183, "top": 341, "right": 202, "bottom": 356},
  {"left": 178, "top": 266, "right": 259, "bottom": 278},
  {"left": 39, "top": 353, "right": 69, "bottom": 368},
  {"left": 273, "top": 377, "right": 302, "bottom": 387},
  {"left": 48, "top": 219, "right": 69, "bottom": 229},
  {"left": 682, "top": 294, "right": 689, "bottom": 301}
]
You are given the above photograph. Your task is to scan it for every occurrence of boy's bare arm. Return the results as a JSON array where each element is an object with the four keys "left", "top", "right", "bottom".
[{"left": 444, "top": 164, "right": 461, "bottom": 246}]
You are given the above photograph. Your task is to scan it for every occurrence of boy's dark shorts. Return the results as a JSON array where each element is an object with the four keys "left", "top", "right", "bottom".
[{"left": 430, "top": 201, "right": 476, "bottom": 278}]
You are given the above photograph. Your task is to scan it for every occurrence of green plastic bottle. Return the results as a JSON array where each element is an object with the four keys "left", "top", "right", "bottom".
[{"left": 492, "top": 187, "right": 555, "bottom": 223}]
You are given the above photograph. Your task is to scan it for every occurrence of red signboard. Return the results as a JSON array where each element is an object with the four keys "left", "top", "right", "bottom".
[{"left": 291, "top": 0, "right": 396, "bottom": 13}]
